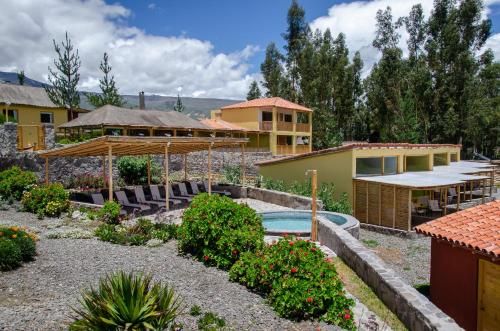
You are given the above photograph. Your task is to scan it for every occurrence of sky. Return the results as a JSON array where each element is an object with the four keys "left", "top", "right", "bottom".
[{"left": 1, "top": 0, "right": 500, "bottom": 100}]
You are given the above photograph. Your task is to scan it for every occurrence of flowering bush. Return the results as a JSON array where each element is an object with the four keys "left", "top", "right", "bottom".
[
  {"left": 177, "top": 193, "right": 265, "bottom": 270},
  {"left": 64, "top": 174, "right": 105, "bottom": 190},
  {"left": 21, "top": 183, "right": 70, "bottom": 217},
  {"left": 0, "top": 166, "right": 37, "bottom": 200},
  {"left": 96, "top": 201, "right": 122, "bottom": 224},
  {"left": 117, "top": 156, "right": 162, "bottom": 185},
  {"left": 229, "top": 236, "right": 355, "bottom": 330},
  {"left": 0, "top": 226, "right": 37, "bottom": 271}
]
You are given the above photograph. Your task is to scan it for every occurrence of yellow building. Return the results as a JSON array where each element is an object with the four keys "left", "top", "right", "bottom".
[
  {"left": 211, "top": 97, "right": 313, "bottom": 156},
  {"left": 0, "top": 83, "right": 88, "bottom": 150},
  {"left": 257, "top": 143, "right": 496, "bottom": 231}
]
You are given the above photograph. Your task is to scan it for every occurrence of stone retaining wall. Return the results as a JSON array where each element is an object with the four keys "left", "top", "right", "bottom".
[{"left": 317, "top": 218, "right": 462, "bottom": 331}]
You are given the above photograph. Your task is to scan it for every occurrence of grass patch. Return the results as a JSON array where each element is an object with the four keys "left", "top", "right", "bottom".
[
  {"left": 414, "top": 283, "right": 430, "bottom": 298},
  {"left": 362, "top": 239, "right": 380, "bottom": 248},
  {"left": 332, "top": 257, "right": 407, "bottom": 331}
]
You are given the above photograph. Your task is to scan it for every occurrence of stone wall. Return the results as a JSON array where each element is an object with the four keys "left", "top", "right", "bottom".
[
  {"left": 0, "top": 123, "right": 18, "bottom": 154},
  {"left": 317, "top": 218, "right": 462, "bottom": 331}
]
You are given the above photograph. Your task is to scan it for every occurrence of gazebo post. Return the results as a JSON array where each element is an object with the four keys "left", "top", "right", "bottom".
[
  {"left": 108, "top": 145, "right": 113, "bottom": 202},
  {"left": 241, "top": 143, "right": 246, "bottom": 187},
  {"left": 456, "top": 185, "right": 460, "bottom": 212},
  {"left": 208, "top": 143, "right": 212, "bottom": 195},
  {"left": 102, "top": 155, "right": 106, "bottom": 188},
  {"left": 147, "top": 155, "right": 151, "bottom": 186},
  {"left": 444, "top": 188, "right": 448, "bottom": 215},
  {"left": 183, "top": 154, "right": 187, "bottom": 181},
  {"left": 482, "top": 179, "right": 486, "bottom": 204},
  {"left": 44, "top": 157, "right": 49, "bottom": 185},
  {"left": 470, "top": 181, "right": 473, "bottom": 201},
  {"left": 164, "top": 144, "right": 170, "bottom": 211},
  {"left": 490, "top": 170, "right": 494, "bottom": 197}
]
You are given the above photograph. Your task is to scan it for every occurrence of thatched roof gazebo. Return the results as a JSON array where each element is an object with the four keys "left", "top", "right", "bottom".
[{"left": 38, "top": 135, "right": 249, "bottom": 210}]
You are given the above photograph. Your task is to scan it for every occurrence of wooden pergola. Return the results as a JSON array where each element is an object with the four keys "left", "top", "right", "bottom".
[{"left": 38, "top": 135, "right": 249, "bottom": 210}]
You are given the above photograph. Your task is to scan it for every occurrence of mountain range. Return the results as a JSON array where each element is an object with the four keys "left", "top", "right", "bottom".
[{"left": 0, "top": 71, "right": 242, "bottom": 119}]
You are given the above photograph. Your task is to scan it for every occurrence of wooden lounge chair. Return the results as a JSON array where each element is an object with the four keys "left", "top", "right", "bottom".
[
  {"left": 203, "top": 180, "right": 231, "bottom": 196},
  {"left": 134, "top": 186, "right": 173, "bottom": 208},
  {"left": 115, "top": 191, "right": 151, "bottom": 211},
  {"left": 178, "top": 182, "right": 197, "bottom": 198},
  {"left": 149, "top": 185, "right": 183, "bottom": 205},
  {"left": 91, "top": 193, "right": 127, "bottom": 216},
  {"left": 168, "top": 184, "right": 193, "bottom": 202}
]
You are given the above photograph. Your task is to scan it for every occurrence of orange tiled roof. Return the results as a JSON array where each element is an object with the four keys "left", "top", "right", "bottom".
[
  {"left": 256, "top": 142, "right": 461, "bottom": 166},
  {"left": 415, "top": 200, "right": 500, "bottom": 259},
  {"left": 200, "top": 118, "right": 248, "bottom": 132},
  {"left": 221, "top": 97, "right": 312, "bottom": 112}
]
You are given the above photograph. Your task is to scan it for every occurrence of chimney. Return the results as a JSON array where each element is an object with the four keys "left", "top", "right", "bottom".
[{"left": 139, "top": 91, "right": 145, "bottom": 110}]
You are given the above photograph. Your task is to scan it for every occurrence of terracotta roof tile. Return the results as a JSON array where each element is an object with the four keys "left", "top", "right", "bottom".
[
  {"left": 415, "top": 200, "right": 500, "bottom": 259},
  {"left": 221, "top": 97, "right": 312, "bottom": 112},
  {"left": 200, "top": 118, "right": 249, "bottom": 132}
]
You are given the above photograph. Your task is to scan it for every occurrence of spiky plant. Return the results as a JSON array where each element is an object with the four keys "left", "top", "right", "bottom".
[{"left": 70, "top": 271, "right": 183, "bottom": 330}]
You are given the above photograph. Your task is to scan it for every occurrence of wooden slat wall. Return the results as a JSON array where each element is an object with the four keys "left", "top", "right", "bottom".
[
  {"left": 368, "top": 183, "right": 380, "bottom": 225},
  {"left": 395, "top": 187, "right": 410, "bottom": 230},
  {"left": 380, "top": 184, "right": 395, "bottom": 228},
  {"left": 354, "top": 181, "right": 367, "bottom": 222}
]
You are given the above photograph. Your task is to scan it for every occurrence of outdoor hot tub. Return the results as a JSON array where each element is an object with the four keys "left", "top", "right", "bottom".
[{"left": 260, "top": 210, "right": 359, "bottom": 238}]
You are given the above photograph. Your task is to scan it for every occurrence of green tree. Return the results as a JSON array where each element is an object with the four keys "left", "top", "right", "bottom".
[
  {"left": 246, "top": 80, "right": 261, "bottom": 100},
  {"left": 173, "top": 94, "right": 185, "bottom": 112},
  {"left": 260, "top": 43, "right": 284, "bottom": 97},
  {"left": 85, "top": 52, "right": 125, "bottom": 108},
  {"left": 17, "top": 70, "right": 25, "bottom": 85},
  {"left": 45, "top": 32, "right": 81, "bottom": 120}
]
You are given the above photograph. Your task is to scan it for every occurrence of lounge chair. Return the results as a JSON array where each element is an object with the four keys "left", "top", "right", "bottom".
[
  {"left": 149, "top": 185, "right": 183, "bottom": 205},
  {"left": 91, "top": 193, "right": 127, "bottom": 216},
  {"left": 134, "top": 186, "right": 173, "bottom": 208},
  {"left": 189, "top": 181, "right": 202, "bottom": 195},
  {"left": 203, "top": 180, "right": 231, "bottom": 196},
  {"left": 447, "top": 188, "right": 457, "bottom": 204},
  {"left": 168, "top": 184, "right": 193, "bottom": 202},
  {"left": 429, "top": 200, "right": 443, "bottom": 214},
  {"left": 178, "top": 182, "right": 197, "bottom": 198},
  {"left": 115, "top": 191, "right": 151, "bottom": 211}
]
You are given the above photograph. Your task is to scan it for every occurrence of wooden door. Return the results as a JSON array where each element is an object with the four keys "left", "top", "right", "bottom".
[{"left": 478, "top": 259, "right": 500, "bottom": 331}]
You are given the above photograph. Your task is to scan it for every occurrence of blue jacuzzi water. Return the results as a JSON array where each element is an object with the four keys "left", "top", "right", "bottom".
[{"left": 261, "top": 211, "right": 348, "bottom": 234}]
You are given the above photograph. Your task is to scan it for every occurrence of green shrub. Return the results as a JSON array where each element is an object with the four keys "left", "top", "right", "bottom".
[
  {"left": 0, "top": 226, "right": 37, "bottom": 267},
  {"left": 229, "top": 236, "right": 355, "bottom": 330},
  {"left": 95, "top": 219, "right": 178, "bottom": 246},
  {"left": 0, "top": 113, "right": 5, "bottom": 124},
  {"left": 0, "top": 166, "right": 37, "bottom": 200},
  {"left": 117, "top": 156, "right": 161, "bottom": 185},
  {"left": 21, "top": 183, "right": 69, "bottom": 217},
  {"left": 197, "top": 312, "right": 226, "bottom": 331},
  {"left": 0, "top": 239, "right": 22, "bottom": 271},
  {"left": 178, "top": 194, "right": 265, "bottom": 270},
  {"left": 70, "top": 271, "right": 183, "bottom": 330},
  {"left": 222, "top": 165, "right": 242, "bottom": 184},
  {"left": 189, "top": 305, "right": 202, "bottom": 317},
  {"left": 96, "top": 201, "right": 121, "bottom": 224}
]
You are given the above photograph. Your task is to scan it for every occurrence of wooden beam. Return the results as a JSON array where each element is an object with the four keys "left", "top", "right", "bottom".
[
  {"left": 183, "top": 154, "right": 188, "bottom": 181},
  {"left": 241, "top": 143, "right": 246, "bottom": 187},
  {"left": 147, "top": 155, "right": 151, "bottom": 186},
  {"left": 164, "top": 145, "right": 170, "bottom": 210},
  {"left": 102, "top": 155, "right": 106, "bottom": 188},
  {"left": 108, "top": 145, "right": 113, "bottom": 202},
  {"left": 44, "top": 157, "right": 49, "bottom": 185},
  {"left": 490, "top": 170, "right": 494, "bottom": 197},
  {"left": 208, "top": 144, "right": 212, "bottom": 195},
  {"left": 482, "top": 179, "right": 486, "bottom": 204}
]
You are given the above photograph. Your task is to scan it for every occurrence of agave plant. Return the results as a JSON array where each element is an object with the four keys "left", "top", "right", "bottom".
[{"left": 70, "top": 271, "right": 183, "bottom": 330}]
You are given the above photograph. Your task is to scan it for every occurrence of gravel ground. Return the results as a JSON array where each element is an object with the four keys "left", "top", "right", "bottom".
[
  {"left": 358, "top": 229, "right": 431, "bottom": 286},
  {"left": 0, "top": 203, "right": 386, "bottom": 331}
]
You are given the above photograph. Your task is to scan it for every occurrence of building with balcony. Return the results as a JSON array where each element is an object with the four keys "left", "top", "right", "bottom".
[{"left": 211, "top": 97, "right": 313, "bottom": 155}]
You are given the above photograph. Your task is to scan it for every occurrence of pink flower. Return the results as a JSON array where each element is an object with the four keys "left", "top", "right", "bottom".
[
  {"left": 344, "top": 313, "right": 351, "bottom": 320},
  {"left": 306, "top": 297, "right": 313, "bottom": 303},
  {"left": 203, "top": 255, "right": 209, "bottom": 261},
  {"left": 290, "top": 267, "right": 298, "bottom": 274}
]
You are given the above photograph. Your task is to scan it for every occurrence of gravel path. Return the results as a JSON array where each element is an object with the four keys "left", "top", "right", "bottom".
[{"left": 358, "top": 229, "right": 431, "bottom": 286}]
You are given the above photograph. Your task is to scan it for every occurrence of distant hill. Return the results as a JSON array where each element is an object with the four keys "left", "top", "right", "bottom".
[{"left": 0, "top": 71, "right": 241, "bottom": 119}]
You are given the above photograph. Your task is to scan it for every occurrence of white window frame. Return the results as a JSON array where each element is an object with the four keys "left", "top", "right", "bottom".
[{"left": 40, "top": 112, "right": 54, "bottom": 124}]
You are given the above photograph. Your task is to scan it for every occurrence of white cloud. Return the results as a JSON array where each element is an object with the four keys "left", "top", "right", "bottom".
[
  {"left": 310, "top": 0, "right": 500, "bottom": 75},
  {"left": 0, "top": 0, "right": 258, "bottom": 99},
  {"left": 148, "top": 3, "right": 156, "bottom": 10}
]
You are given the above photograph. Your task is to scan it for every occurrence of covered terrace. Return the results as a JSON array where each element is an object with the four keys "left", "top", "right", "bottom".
[
  {"left": 353, "top": 162, "right": 495, "bottom": 231},
  {"left": 38, "top": 135, "right": 249, "bottom": 212}
]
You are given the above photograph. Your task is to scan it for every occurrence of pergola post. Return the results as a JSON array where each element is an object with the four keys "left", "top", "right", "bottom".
[
  {"left": 482, "top": 179, "right": 486, "bottom": 204},
  {"left": 443, "top": 188, "right": 448, "bottom": 215},
  {"left": 102, "top": 155, "right": 106, "bottom": 188},
  {"left": 147, "top": 155, "right": 151, "bottom": 186},
  {"left": 183, "top": 154, "right": 187, "bottom": 181},
  {"left": 470, "top": 181, "right": 473, "bottom": 201},
  {"left": 164, "top": 144, "right": 170, "bottom": 211},
  {"left": 108, "top": 145, "right": 113, "bottom": 202},
  {"left": 44, "top": 157, "right": 49, "bottom": 185},
  {"left": 490, "top": 170, "right": 494, "bottom": 197},
  {"left": 241, "top": 143, "right": 246, "bottom": 187},
  {"left": 456, "top": 184, "right": 460, "bottom": 212},
  {"left": 208, "top": 143, "right": 212, "bottom": 195}
]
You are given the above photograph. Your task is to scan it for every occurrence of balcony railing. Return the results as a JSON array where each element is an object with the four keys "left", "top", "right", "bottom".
[
  {"left": 277, "top": 121, "right": 293, "bottom": 131},
  {"left": 296, "top": 123, "right": 311, "bottom": 132},
  {"left": 276, "top": 145, "right": 294, "bottom": 155},
  {"left": 260, "top": 121, "right": 273, "bottom": 131},
  {"left": 295, "top": 145, "right": 310, "bottom": 154}
]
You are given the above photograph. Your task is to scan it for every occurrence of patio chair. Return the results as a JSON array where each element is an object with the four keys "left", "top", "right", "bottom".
[
  {"left": 149, "top": 185, "right": 182, "bottom": 205},
  {"left": 189, "top": 181, "right": 202, "bottom": 195},
  {"left": 91, "top": 193, "right": 127, "bottom": 216},
  {"left": 178, "top": 182, "right": 197, "bottom": 198},
  {"left": 115, "top": 191, "right": 151, "bottom": 211},
  {"left": 429, "top": 200, "right": 443, "bottom": 214},
  {"left": 203, "top": 180, "right": 231, "bottom": 196},
  {"left": 168, "top": 184, "right": 193, "bottom": 202},
  {"left": 447, "top": 188, "right": 457, "bottom": 204},
  {"left": 134, "top": 186, "right": 176, "bottom": 208}
]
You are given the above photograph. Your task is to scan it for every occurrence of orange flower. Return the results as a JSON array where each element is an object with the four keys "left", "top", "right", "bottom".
[
  {"left": 11, "top": 234, "right": 17, "bottom": 239},
  {"left": 10, "top": 226, "right": 19, "bottom": 232},
  {"left": 0, "top": 232, "right": 3, "bottom": 237}
]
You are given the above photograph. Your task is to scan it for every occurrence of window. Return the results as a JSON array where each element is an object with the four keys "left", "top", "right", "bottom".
[
  {"left": 356, "top": 157, "right": 383, "bottom": 177},
  {"left": 296, "top": 112, "right": 309, "bottom": 123},
  {"left": 384, "top": 156, "right": 397, "bottom": 174},
  {"left": 450, "top": 153, "right": 458, "bottom": 162},
  {"left": 262, "top": 111, "right": 273, "bottom": 121},
  {"left": 405, "top": 155, "right": 429, "bottom": 172},
  {"left": 40, "top": 112, "right": 53, "bottom": 123},
  {"left": 433, "top": 153, "right": 448, "bottom": 166}
]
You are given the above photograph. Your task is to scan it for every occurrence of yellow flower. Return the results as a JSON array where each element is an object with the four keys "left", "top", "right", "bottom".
[
  {"left": 10, "top": 226, "right": 19, "bottom": 232},
  {"left": 11, "top": 234, "right": 17, "bottom": 239}
]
